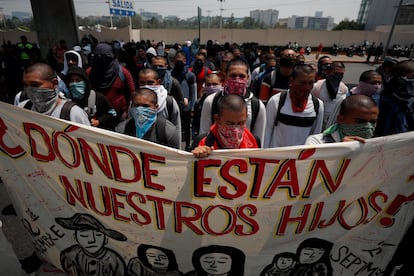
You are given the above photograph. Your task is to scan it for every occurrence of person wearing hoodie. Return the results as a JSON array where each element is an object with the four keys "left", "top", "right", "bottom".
[
  {"left": 65, "top": 66, "right": 119, "bottom": 130},
  {"left": 152, "top": 55, "right": 184, "bottom": 111},
  {"left": 58, "top": 49, "right": 83, "bottom": 94},
  {"left": 138, "top": 68, "right": 182, "bottom": 147},
  {"left": 86, "top": 43, "right": 135, "bottom": 121}
]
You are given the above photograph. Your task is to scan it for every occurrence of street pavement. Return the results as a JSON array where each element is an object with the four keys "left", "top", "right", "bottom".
[{"left": 0, "top": 53, "right": 410, "bottom": 272}]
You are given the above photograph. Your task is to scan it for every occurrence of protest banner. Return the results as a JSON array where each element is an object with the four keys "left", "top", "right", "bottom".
[{"left": 1, "top": 101, "right": 414, "bottom": 275}]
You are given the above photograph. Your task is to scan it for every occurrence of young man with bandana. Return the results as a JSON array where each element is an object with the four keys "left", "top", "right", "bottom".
[
  {"left": 324, "top": 70, "right": 382, "bottom": 129},
  {"left": 311, "top": 61, "right": 349, "bottom": 129},
  {"left": 151, "top": 55, "right": 184, "bottom": 111},
  {"left": 258, "top": 48, "right": 297, "bottom": 105},
  {"left": 191, "top": 94, "right": 259, "bottom": 158},
  {"left": 264, "top": 64, "right": 324, "bottom": 148},
  {"left": 18, "top": 63, "right": 90, "bottom": 125},
  {"left": 117, "top": 88, "right": 180, "bottom": 149},
  {"left": 65, "top": 66, "right": 119, "bottom": 130},
  {"left": 138, "top": 69, "right": 182, "bottom": 145},
  {"left": 305, "top": 95, "right": 378, "bottom": 144},
  {"left": 199, "top": 58, "right": 266, "bottom": 144},
  {"left": 315, "top": 56, "right": 332, "bottom": 81},
  {"left": 189, "top": 52, "right": 212, "bottom": 99}
]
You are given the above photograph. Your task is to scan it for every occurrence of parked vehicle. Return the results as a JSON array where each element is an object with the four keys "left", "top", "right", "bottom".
[{"left": 330, "top": 44, "right": 339, "bottom": 56}]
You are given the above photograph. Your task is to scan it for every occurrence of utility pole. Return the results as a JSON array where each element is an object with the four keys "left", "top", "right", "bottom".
[
  {"left": 383, "top": 0, "right": 404, "bottom": 60},
  {"left": 218, "top": 0, "right": 225, "bottom": 29},
  {"left": 207, "top": 10, "right": 211, "bottom": 29},
  {"left": 198, "top": 7, "right": 202, "bottom": 41},
  {"left": 106, "top": 0, "right": 113, "bottom": 28},
  {"left": 139, "top": 9, "right": 144, "bottom": 29}
]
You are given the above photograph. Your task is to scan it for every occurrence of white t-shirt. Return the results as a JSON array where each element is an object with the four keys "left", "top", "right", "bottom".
[{"left": 264, "top": 91, "right": 324, "bottom": 148}]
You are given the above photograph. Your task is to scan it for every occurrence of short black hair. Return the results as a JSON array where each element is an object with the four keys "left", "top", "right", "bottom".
[
  {"left": 329, "top": 61, "right": 345, "bottom": 71},
  {"left": 339, "top": 94, "right": 377, "bottom": 116},
  {"left": 133, "top": 88, "right": 158, "bottom": 105},
  {"left": 291, "top": 63, "right": 316, "bottom": 78},
  {"left": 24, "top": 62, "right": 57, "bottom": 81},
  {"left": 225, "top": 58, "right": 249, "bottom": 75},
  {"left": 359, "top": 70, "right": 381, "bottom": 82},
  {"left": 139, "top": 68, "right": 159, "bottom": 80},
  {"left": 217, "top": 94, "right": 246, "bottom": 116}
]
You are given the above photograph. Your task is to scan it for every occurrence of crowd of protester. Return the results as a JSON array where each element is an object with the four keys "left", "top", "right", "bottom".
[{"left": 1, "top": 33, "right": 414, "bottom": 274}]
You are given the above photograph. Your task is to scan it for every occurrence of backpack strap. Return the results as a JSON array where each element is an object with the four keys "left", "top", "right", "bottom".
[
  {"left": 60, "top": 101, "right": 78, "bottom": 121},
  {"left": 118, "top": 66, "right": 125, "bottom": 82},
  {"left": 155, "top": 117, "right": 167, "bottom": 143},
  {"left": 204, "top": 132, "right": 216, "bottom": 147},
  {"left": 270, "top": 70, "right": 277, "bottom": 90},
  {"left": 274, "top": 91, "right": 288, "bottom": 126},
  {"left": 254, "top": 135, "right": 261, "bottom": 148},
  {"left": 250, "top": 96, "right": 260, "bottom": 130},
  {"left": 275, "top": 91, "right": 320, "bottom": 128},
  {"left": 211, "top": 92, "right": 222, "bottom": 123},
  {"left": 23, "top": 100, "right": 33, "bottom": 110},
  {"left": 166, "top": 95, "right": 174, "bottom": 122},
  {"left": 311, "top": 94, "right": 319, "bottom": 116},
  {"left": 86, "top": 90, "right": 96, "bottom": 116}
]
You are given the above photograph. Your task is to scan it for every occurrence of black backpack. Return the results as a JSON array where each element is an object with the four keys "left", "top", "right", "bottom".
[
  {"left": 274, "top": 91, "right": 320, "bottom": 127},
  {"left": 24, "top": 100, "right": 77, "bottom": 121}
]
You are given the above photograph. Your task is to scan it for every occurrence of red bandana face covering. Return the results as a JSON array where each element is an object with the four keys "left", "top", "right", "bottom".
[
  {"left": 217, "top": 124, "right": 245, "bottom": 149},
  {"left": 226, "top": 77, "right": 248, "bottom": 97}
]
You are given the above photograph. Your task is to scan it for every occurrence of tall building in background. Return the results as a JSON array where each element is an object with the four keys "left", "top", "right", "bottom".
[
  {"left": 357, "top": 0, "right": 373, "bottom": 25},
  {"left": 288, "top": 12, "right": 334, "bottom": 30},
  {"left": 358, "top": 0, "right": 414, "bottom": 30},
  {"left": 250, "top": 9, "right": 279, "bottom": 27}
]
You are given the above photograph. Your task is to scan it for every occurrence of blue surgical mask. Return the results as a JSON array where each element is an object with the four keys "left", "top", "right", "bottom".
[
  {"left": 69, "top": 81, "right": 86, "bottom": 99},
  {"left": 130, "top": 106, "right": 157, "bottom": 138}
]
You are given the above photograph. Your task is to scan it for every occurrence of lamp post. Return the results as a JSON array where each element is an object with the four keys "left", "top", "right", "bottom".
[
  {"left": 382, "top": 0, "right": 404, "bottom": 60},
  {"left": 218, "top": 0, "right": 225, "bottom": 29},
  {"left": 105, "top": 1, "right": 113, "bottom": 28}
]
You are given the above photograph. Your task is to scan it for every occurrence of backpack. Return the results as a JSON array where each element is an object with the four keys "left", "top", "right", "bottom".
[
  {"left": 24, "top": 100, "right": 77, "bottom": 121},
  {"left": 83, "top": 90, "right": 97, "bottom": 117},
  {"left": 274, "top": 91, "right": 320, "bottom": 127},
  {"left": 165, "top": 95, "right": 175, "bottom": 123},
  {"left": 192, "top": 92, "right": 209, "bottom": 135},
  {"left": 155, "top": 116, "right": 167, "bottom": 144},
  {"left": 211, "top": 93, "right": 260, "bottom": 130}
]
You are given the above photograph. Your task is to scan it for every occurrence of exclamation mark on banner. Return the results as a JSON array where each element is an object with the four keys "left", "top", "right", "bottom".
[{"left": 380, "top": 192, "right": 414, "bottom": 227}]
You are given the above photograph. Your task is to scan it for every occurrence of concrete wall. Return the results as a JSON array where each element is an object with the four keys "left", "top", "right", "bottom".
[
  {"left": 2, "top": 27, "right": 412, "bottom": 49},
  {"left": 30, "top": 0, "right": 79, "bottom": 59}
]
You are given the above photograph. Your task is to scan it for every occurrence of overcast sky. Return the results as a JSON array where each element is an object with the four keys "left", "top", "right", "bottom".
[{"left": 1, "top": 0, "right": 362, "bottom": 23}]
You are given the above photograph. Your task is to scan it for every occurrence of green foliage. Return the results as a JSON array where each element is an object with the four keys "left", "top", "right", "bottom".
[{"left": 333, "top": 20, "right": 364, "bottom": 30}]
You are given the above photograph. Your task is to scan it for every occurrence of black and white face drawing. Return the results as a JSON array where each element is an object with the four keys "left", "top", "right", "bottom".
[{"left": 199, "top": 252, "right": 232, "bottom": 275}]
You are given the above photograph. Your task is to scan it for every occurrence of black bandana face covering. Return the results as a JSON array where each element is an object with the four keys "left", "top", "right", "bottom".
[
  {"left": 325, "top": 74, "right": 343, "bottom": 100},
  {"left": 25, "top": 87, "right": 58, "bottom": 114}
]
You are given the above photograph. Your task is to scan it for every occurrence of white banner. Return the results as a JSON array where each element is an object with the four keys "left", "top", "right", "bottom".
[{"left": 1, "top": 101, "right": 414, "bottom": 276}]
